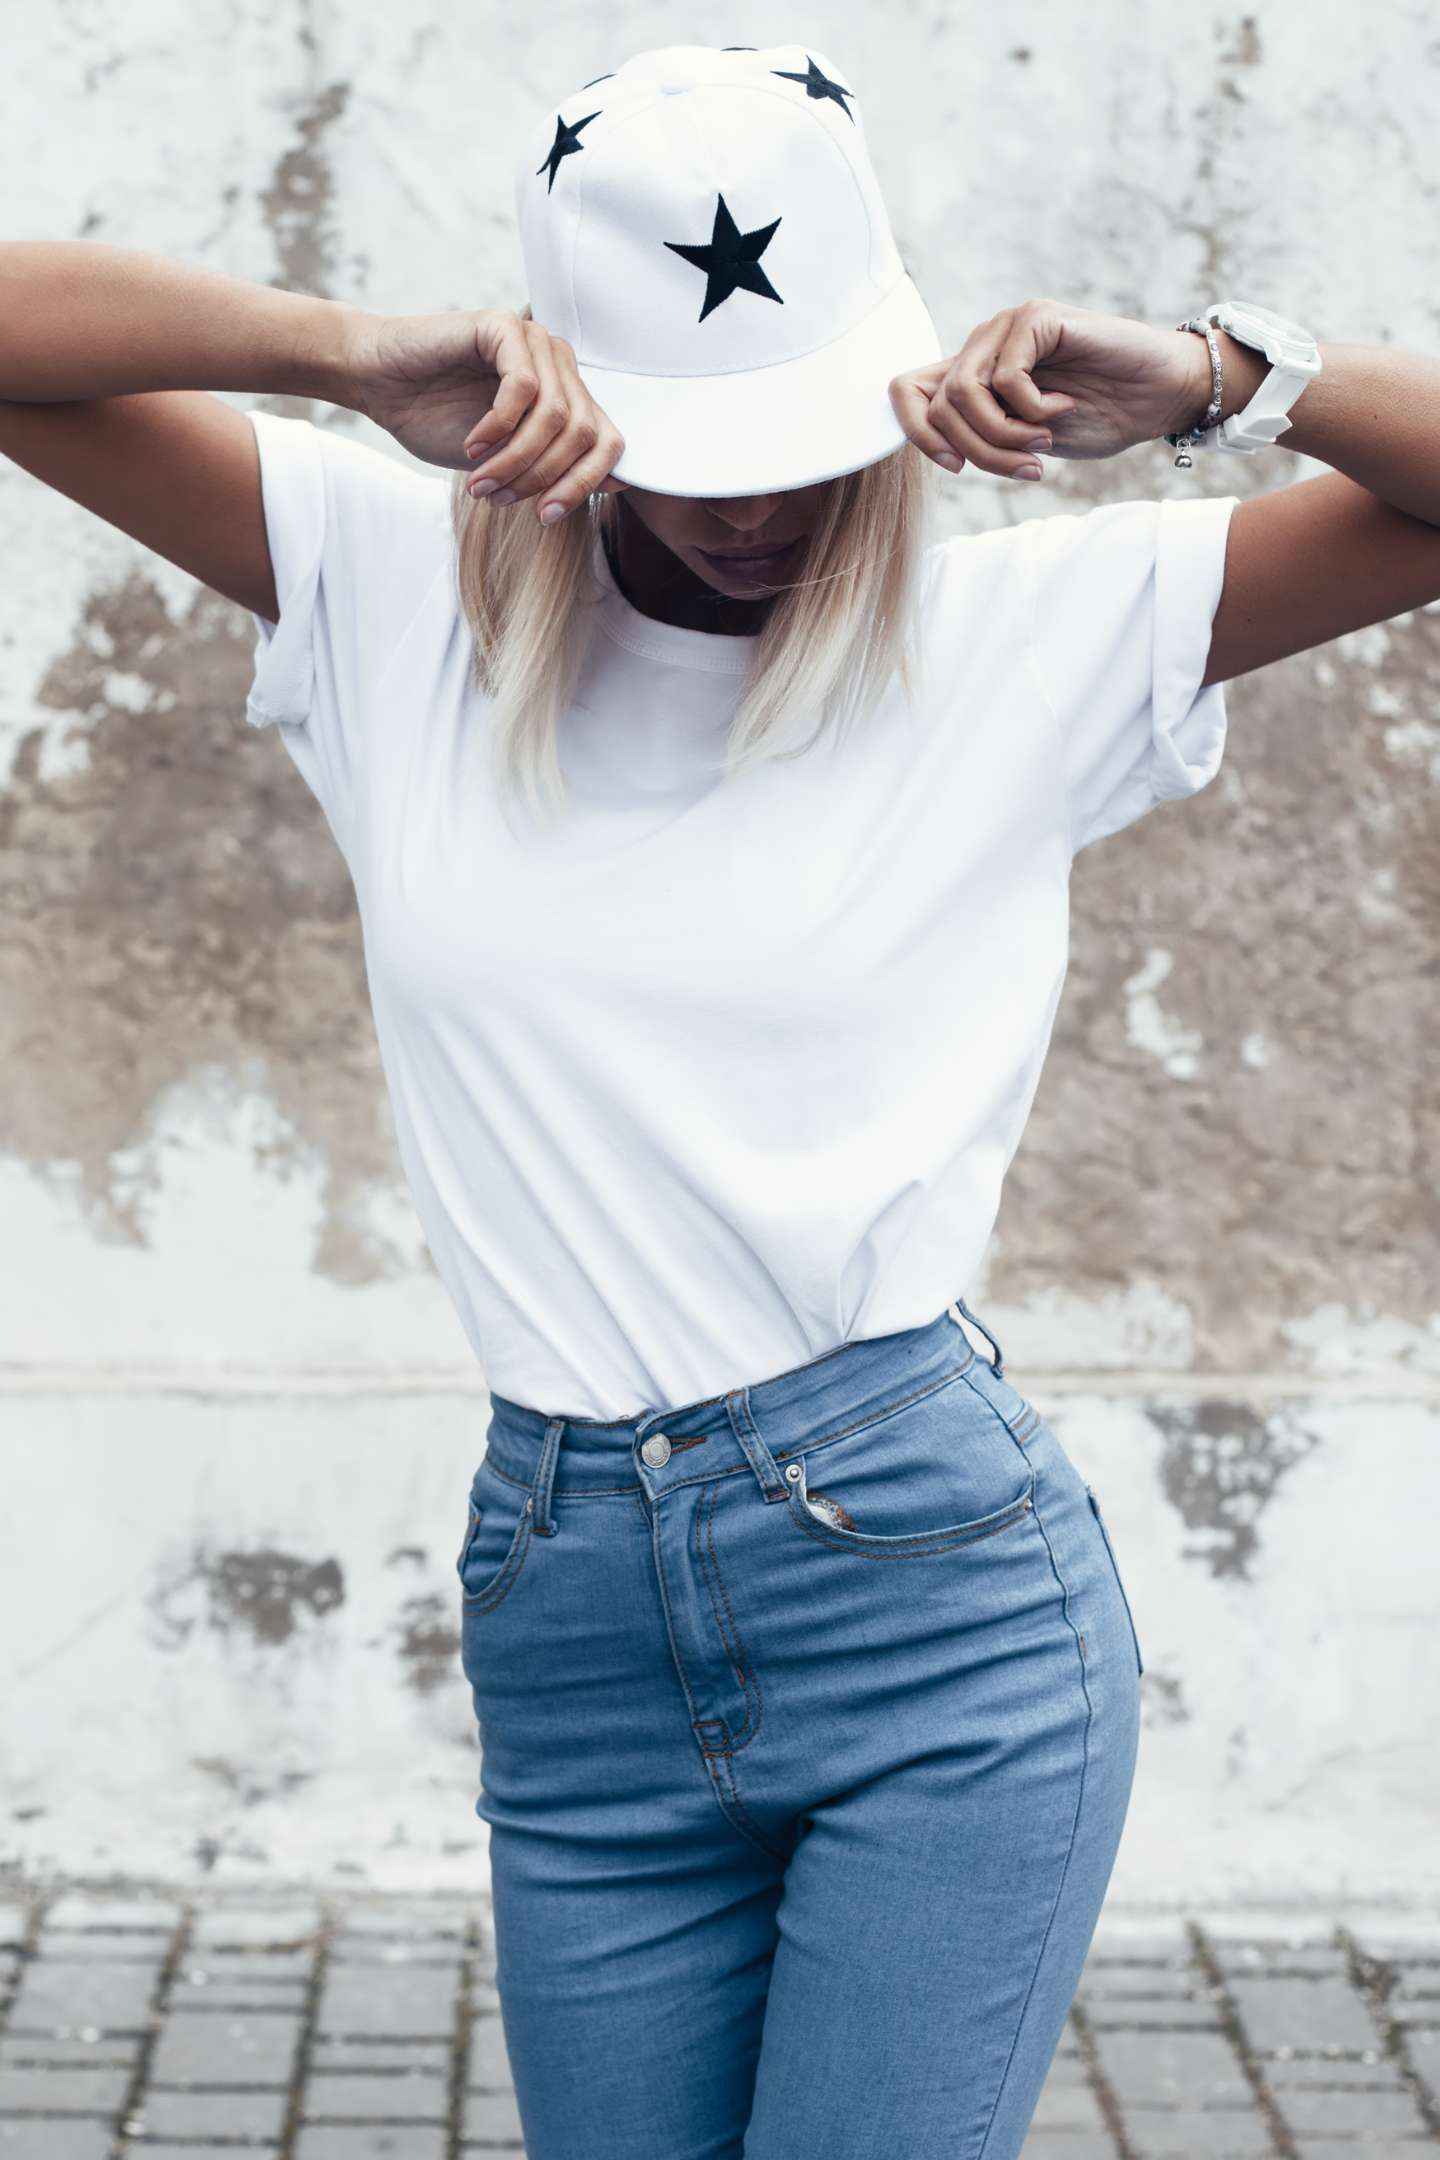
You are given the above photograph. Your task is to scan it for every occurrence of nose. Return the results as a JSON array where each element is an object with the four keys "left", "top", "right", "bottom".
[{"left": 707, "top": 495, "right": 786, "bottom": 535}]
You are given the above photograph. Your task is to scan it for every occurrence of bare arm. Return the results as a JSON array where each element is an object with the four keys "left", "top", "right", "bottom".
[
  {"left": 0, "top": 242, "right": 374, "bottom": 619},
  {"left": 0, "top": 240, "right": 365, "bottom": 405}
]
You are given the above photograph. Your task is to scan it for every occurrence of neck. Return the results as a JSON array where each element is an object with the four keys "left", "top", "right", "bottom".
[{"left": 608, "top": 500, "right": 773, "bottom": 637}]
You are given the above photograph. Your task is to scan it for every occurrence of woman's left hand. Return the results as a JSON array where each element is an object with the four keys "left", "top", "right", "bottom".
[{"left": 889, "top": 298, "right": 1206, "bottom": 478}]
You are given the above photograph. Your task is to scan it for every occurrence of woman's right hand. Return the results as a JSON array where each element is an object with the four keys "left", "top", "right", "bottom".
[{"left": 344, "top": 304, "right": 627, "bottom": 522}]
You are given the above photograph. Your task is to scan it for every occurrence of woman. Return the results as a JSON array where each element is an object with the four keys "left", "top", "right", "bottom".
[{"left": 4, "top": 35, "right": 1437, "bottom": 2160}]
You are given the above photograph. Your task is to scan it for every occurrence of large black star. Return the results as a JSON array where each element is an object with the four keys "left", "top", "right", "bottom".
[
  {"left": 535, "top": 109, "right": 601, "bottom": 193},
  {"left": 770, "top": 54, "right": 856, "bottom": 122},
  {"left": 664, "top": 194, "right": 783, "bottom": 323}
]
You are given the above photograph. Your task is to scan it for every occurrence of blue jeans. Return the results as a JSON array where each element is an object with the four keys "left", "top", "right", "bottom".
[{"left": 458, "top": 1298, "right": 1143, "bottom": 2158}]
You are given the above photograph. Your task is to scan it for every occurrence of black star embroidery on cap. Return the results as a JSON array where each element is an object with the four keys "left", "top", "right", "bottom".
[
  {"left": 770, "top": 54, "right": 856, "bottom": 122},
  {"left": 536, "top": 109, "right": 601, "bottom": 193},
  {"left": 664, "top": 194, "right": 783, "bottom": 323}
]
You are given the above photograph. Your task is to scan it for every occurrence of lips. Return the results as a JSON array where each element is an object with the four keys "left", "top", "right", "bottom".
[{"left": 699, "top": 538, "right": 798, "bottom": 575}]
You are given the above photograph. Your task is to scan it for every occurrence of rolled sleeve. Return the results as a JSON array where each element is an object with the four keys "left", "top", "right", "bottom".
[
  {"left": 246, "top": 410, "right": 328, "bottom": 732},
  {"left": 240, "top": 408, "right": 455, "bottom": 850},
  {"left": 1024, "top": 491, "right": 1239, "bottom": 857}
]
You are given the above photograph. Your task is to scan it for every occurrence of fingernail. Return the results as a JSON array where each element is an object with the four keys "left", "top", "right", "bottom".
[
  {"left": 1024, "top": 434, "right": 1052, "bottom": 451},
  {"left": 538, "top": 502, "right": 569, "bottom": 525},
  {"left": 489, "top": 486, "right": 518, "bottom": 505},
  {"left": 470, "top": 477, "right": 498, "bottom": 496},
  {"left": 1016, "top": 462, "right": 1045, "bottom": 482},
  {"left": 935, "top": 452, "right": 962, "bottom": 473}
]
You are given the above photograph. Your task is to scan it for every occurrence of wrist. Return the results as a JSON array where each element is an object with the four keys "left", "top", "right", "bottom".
[
  {"left": 284, "top": 296, "right": 382, "bottom": 409},
  {"left": 1170, "top": 324, "right": 1270, "bottom": 437}
]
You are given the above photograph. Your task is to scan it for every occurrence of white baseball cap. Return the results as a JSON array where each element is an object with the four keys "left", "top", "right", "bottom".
[{"left": 514, "top": 42, "right": 944, "bottom": 498}]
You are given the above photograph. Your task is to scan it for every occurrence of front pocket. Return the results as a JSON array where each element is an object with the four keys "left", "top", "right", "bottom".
[
  {"left": 780, "top": 1369, "right": 1037, "bottom": 1558},
  {"left": 1086, "top": 1486, "right": 1145, "bottom": 1676},
  {"left": 456, "top": 1460, "right": 535, "bottom": 1613}
]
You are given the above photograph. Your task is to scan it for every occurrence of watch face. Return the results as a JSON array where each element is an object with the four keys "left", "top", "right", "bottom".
[{"left": 1214, "top": 299, "right": 1319, "bottom": 365}]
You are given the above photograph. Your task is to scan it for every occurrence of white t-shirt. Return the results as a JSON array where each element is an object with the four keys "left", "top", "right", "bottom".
[{"left": 245, "top": 409, "right": 1237, "bottom": 1418}]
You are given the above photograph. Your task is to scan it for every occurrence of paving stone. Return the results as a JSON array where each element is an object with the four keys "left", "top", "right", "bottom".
[
  {"left": 332, "top": 1903, "right": 472, "bottom": 1941},
  {"left": 328, "top": 1940, "right": 463, "bottom": 1972},
  {"left": 462, "top": 2087, "right": 525, "bottom": 2143},
  {"left": 296, "top": 2128, "right": 447, "bottom": 2158},
  {"left": 316, "top": 1965, "right": 458, "bottom": 2039},
  {"left": 0, "top": 2125, "right": 114, "bottom": 2159},
  {"left": 6, "top": 1958, "right": 160, "bottom": 2035},
  {"left": 1121, "top": 2109, "right": 1274, "bottom": 2158},
  {"left": 149, "top": 2008, "right": 302, "bottom": 2086},
  {"left": 175, "top": 1945, "right": 313, "bottom": 1985},
  {"left": 301, "top": 2069, "right": 450, "bottom": 2119},
  {"left": 0, "top": 2062, "right": 130, "bottom": 2112},
  {"left": 1029, "top": 2074, "right": 1109, "bottom": 2133},
  {"left": 1092, "top": 2027, "right": 1252, "bottom": 2108},
  {"left": 1078, "top": 1960, "right": 1199, "bottom": 1996},
  {"left": 1292, "top": 2145, "right": 1440, "bottom": 2158},
  {"left": 312, "top": 2037, "right": 451, "bottom": 2075},
  {"left": 1017, "top": 2141, "right": 1119, "bottom": 2160},
  {"left": 37, "top": 1929, "right": 172, "bottom": 1962},
  {"left": 1084, "top": 1997, "right": 1225, "bottom": 2029},
  {"left": 189, "top": 1904, "right": 322, "bottom": 1949},
  {"left": 1228, "top": 1975, "right": 1380, "bottom": 2053},
  {"left": 1088, "top": 1917, "right": 1191, "bottom": 1957},
  {"left": 134, "top": 2085, "right": 289, "bottom": 2140},
  {"left": 44, "top": 1895, "right": 180, "bottom": 1932},
  {"left": 0, "top": 1908, "right": 28, "bottom": 1949},
  {"left": 1275, "top": 2084, "right": 1432, "bottom": 2134},
  {"left": 1199, "top": 1912, "right": 1340, "bottom": 1947},
  {"left": 466, "top": 2012, "right": 514, "bottom": 2089},
  {"left": 0, "top": 2038, "right": 135, "bottom": 2068},
  {"left": 1267, "top": 2055, "right": 1398, "bottom": 2084},
  {"left": 169, "top": 1971, "right": 309, "bottom": 2012},
  {"left": 1214, "top": 1943, "right": 1351, "bottom": 1977}
]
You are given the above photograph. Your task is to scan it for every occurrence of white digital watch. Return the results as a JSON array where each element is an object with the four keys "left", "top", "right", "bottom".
[{"left": 1164, "top": 300, "right": 1323, "bottom": 461}]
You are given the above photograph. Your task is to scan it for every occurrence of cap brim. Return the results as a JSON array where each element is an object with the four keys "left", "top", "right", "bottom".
[{"left": 575, "top": 273, "right": 944, "bottom": 498}]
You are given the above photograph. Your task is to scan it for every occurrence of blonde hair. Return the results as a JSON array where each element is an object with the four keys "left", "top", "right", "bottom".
[{"left": 447, "top": 445, "right": 939, "bottom": 816}]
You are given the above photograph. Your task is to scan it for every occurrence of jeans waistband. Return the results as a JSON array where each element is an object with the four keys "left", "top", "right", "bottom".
[{"left": 483, "top": 1298, "right": 1004, "bottom": 1529}]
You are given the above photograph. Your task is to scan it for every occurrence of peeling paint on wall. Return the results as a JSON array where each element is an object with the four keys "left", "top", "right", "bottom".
[
  {"left": 0, "top": 571, "right": 420, "bottom": 1284},
  {"left": 148, "top": 1541, "right": 346, "bottom": 1650},
  {"left": 1151, "top": 1400, "right": 1322, "bottom": 1580}
]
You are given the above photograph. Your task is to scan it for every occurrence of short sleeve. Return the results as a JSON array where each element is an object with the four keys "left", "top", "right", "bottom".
[
  {"left": 245, "top": 409, "right": 455, "bottom": 842},
  {"left": 1021, "top": 492, "right": 1238, "bottom": 857}
]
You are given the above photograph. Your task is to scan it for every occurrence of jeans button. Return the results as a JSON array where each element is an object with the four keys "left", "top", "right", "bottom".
[{"left": 641, "top": 1433, "right": 672, "bottom": 1467}]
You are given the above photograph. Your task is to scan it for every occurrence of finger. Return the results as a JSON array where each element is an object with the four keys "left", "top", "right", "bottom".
[
  {"left": 529, "top": 341, "right": 628, "bottom": 514},
  {"left": 889, "top": 375, "right": 968, "bottom": 471},
  {"left": 465, "top": 318, "right": 540, "bottom": 452},
  {"left": 937, "top": 340, "right": 1064, "bottom": 456},
  {"left": 464, "top": 324, "right": 572, "bottom": 495},
  {"left": 926, "top": 390, "right": 1050, "bottom": 480},
  {"left": 986, "top": 312, "right": 1077, "bottom": 426}
]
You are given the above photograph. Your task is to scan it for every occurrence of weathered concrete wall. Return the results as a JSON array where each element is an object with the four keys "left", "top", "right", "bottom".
[{"left": 2, "top": 3, "right": 1437, "bottom": 1904}]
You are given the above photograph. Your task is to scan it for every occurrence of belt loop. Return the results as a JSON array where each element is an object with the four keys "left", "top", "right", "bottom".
[
  {"left": 724, "top": 1386, "right": 790, "bottom": 1503},
  {"left": 530, "top": 1416, "right": 565, "bottom": 1536},
  {"left": 955, "top": 1295, "right": 1005, "bottom": 1378}
]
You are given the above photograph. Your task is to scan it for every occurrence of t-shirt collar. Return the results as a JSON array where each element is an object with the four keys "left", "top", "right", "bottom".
[{"left": 591, "top": 528, "right": 759, "bottom": 676}]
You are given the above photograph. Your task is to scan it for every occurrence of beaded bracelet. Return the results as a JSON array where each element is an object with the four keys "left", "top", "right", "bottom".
[{"left": 1163, "top": 314, "right": 1224, "bottom": 469}]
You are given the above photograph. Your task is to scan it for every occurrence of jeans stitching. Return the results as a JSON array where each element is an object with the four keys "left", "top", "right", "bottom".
[
  {"left": 973, "top": 1475, "right": 1096, "bottom": 2159},
  {"left": 698, "top": 1717, "right": 788, "bottom": 1864},
  {"left": 1086, "top": 1488, "right": 1145, "bottom": 1677},
  {"left": 695, "top": 1480, "right": 763, "bottom": 1751},
  {"left": 460, "top": 1507, "right": 533, "bottom": 1613},
  {"left": 784, "top": 1476, "right": 1036, "bottom": 1558},
  {"left": 482, "top": 1347, "right": 983, "bottom": 1504}
]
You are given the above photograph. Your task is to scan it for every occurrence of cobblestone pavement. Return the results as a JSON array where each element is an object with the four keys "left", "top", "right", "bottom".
[{"left": 0, "top": 1890, "right": 1436, "bottom": 2156}]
